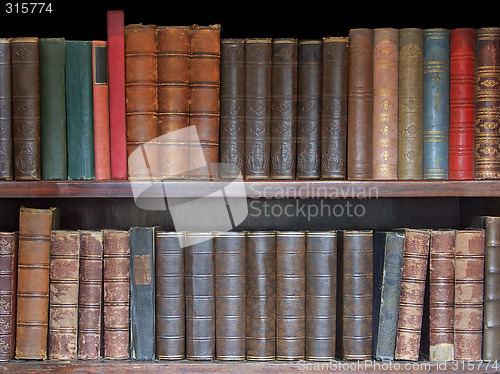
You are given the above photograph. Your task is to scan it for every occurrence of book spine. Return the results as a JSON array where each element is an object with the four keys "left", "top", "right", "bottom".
[
  {"left": 270, "top": 38, "right": 298, "bottom": 180},
  {"left": 423, "top": 29, "right": 450, "bottom": 180},
  {"left": 373, "top": 28, "right": 398, "bottom": 180},
  {"left": 214, "top": 231, "right": 246, "bottom": 360},
  {"left": 48, "top": 230, "right": 80, "bottom": 360},
  {"left": 321, "top": 37, "right": 348, "bottom": 180},
  {"left": 0, "top": 39, "right": 12, "bottom": 180},
  {"left": 475, "top": 28, "right": 500, "bottom": 179},
  {"left": 347, "top": 29, "right": 373, "bottom": 180}
]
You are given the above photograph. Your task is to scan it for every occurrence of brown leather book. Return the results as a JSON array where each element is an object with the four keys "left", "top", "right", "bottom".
[
  {"left": 373, "top": 28, "right": 399, "bottom": 180},
  {"left": 394, "top": 229, "right": 430, "bottom": 361},
  {"left": 347, "top": 29, "right": 373, "bottom": 180},
  {"left": 454, "top": 229, "right": 485, "bottom": 361},
  {"left": 246, "top": 231, "right": 276, "bottom": 360},
  {"left": 214, "top": 231, "right": 246, "bottom": 360},
  {"left": 0, "top": 232, "right": 18, "bottom": 361},
  {"left": 103, "top": 229, "right": 130, "bottom": 360},
  {"left": 189, "top": 25, "right": 220, "bottom": 180},
  {"left": 0, "top": 39, "right": 13, "bottom": 180},
  {"left": 77, "top": 230, "right": 104, "bottom": 360},
  {"left": 11, "top": 37, "right": 41, "bottom": 181},
  {"left": 48, "top": 230, "right": 80, "bottom": 360},
  {"left": 321, "top": 37, "right": 348, "bottom": 180},
  {"left": 125, "top": 24, "right": 158, "bottom": 181},
  {"left": 270, "top": 39, "right": 297, "bottom": 180},
  {"left": 16, "top": 207, "right": 58, "bottom": 360},
  {"left": 429, "top": 230, "right": 455, "bottom": 362}
]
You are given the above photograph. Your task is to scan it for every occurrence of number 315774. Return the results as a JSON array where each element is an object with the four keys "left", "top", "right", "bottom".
[{"left": 6, "top": 3, "right": 53, "bottom": 13}]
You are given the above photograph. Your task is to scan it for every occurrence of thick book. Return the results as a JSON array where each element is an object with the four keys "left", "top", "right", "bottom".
[
  {"left": 423, "top": 29, "right": 450, "bottom": 180},
  {"left": 65, "top": 40, "right": 95, "bottom": 180},
  {"left": 48, "top": 230, "right": 80, "bottom": 360},
  {"left": 40, "top": 38, "right": 67, "bottom": 181},
  {"left": 0, "top": 38, "right": 12, "bottom": 180},
  {"left": 16, "top": 207, "right": 59, "bottom": 360}
]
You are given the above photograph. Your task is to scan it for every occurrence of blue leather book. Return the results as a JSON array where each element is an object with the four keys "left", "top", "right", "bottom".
[{"left": 423, "top": 29, "right": 450, "bottom": 179}]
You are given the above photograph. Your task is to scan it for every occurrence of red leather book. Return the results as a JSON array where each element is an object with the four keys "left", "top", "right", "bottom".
[{"left": 449, "top": 28, "right": 475, "bottom": 180}]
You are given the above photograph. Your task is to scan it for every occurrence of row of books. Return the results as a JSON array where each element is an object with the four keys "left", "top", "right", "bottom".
[{"left": 1, "top": 206, "right": 498, "bottom": 362}]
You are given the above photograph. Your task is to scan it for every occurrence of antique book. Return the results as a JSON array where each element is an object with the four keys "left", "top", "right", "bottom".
[
  {"left": 246, "top": 231, "right": 276, "bottom": 360},
  {"left": 394, "top": 229, "right": 430, "bottom": 361},
  {"left": 0, "top": 232, "right": 18, "bottom": 361},
  {"left": 373, "top": 28, "right": 399, "bottom": 180},
  {"left": 347, "top": 29, "right": 373, "bottom": 180},
  {"left": 276, "top": 231, "right": 306, "bottom": 360},
  {"left": 244, "top": 38, "right": 272, "bottom": 180},
  {"left": 66, "top": 40, "right": 95, "bottom": 181},
  {"left": 0, "top": 39, "right": 12, "bottom": 180},
  {"left": 107, "top": 10, "right": 128, "bottom": 180},
  {"left": 130, "top": 227, "right": 156, "bottom": 360},
  {"left": 305, "top": 231, "right": 337, "bottom": 361},
  {"left": 429, "top": 229, "right": 455, "bottom": 362},
  {"left": 454, "top": 229, "right": 485, "bottom": 361},
  {"left": 185, "top": 232, "right": 215, "bottom": 360},
  {"left": 398, "top": 28, "right": 424, "bottom": 180},
  {"left": 39, "top": 38, "right": 67, "bottom": 180},
  {"left": 11, "top": 37, "right": 41, "bottom": 181},
  {"left": 423, "top": 29, "right": 450, "bottom": 180},
  {"left": 270, "top": 38, "right": 297, "bottom": 180},
  {"left": 321, "top": 37, "right": 348, "bottom": 180},
  {"left": 155, "top": 231, "right": 185, "bottom": 360},
  {"left": 449, "top": 29, "right": 475, "bottom": 180},
  {"left": 48, "top": 230, "right": 80, "bottom": 360},
  {"left": 189, "top": 25, "right": 220, "bottom": 180},
  {"left": 103, "top": 229, "right": 130, "bottom": 360},
  {"left": 92, "top": 40, "right": 111, "bottom": 181},
  {"left": 125, "top": 24, "right": 158, "bottom": 181},
  {"left": 372, "top": 231, "right": 405, "bottom": 361},
  {"left": 296, "top": 40, "right": 322, "bottom": 180},
  {"left": 16, "top": 207, "right": 59, "bottom": 360},
  {"left": 156, "top": 26, "right": 190, "bottom": 180},
  {"left": 219, "top": 38, "right": 245, "bottom": 180},
  {"left": 475, "top": 28, "right": 500, "bottom": 179},
  {"left": 214, "top": 231, "right": 246, "bottom": 361},
  {"left": 77, "top": 230, "right": 104, "bottom": 360}
]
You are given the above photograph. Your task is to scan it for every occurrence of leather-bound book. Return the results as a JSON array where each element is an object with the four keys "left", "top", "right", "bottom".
[
  {"left": 347, "top": 29, "right": 373, "bottom": 180},
  {"left": 429, "top": 229, "right": 455, "bottom": 362},
  {"left": 423, "top": 29, "right": 450, "bottom": 180},
  {"left": 341, "top": 230, "right": 373, "bottom": 360},
  {"left": 48, "top": 230, "right": 80, "bottom": 360},
  {"left": 398, "top": 28, "right": 424, "bottom": 180},
  {"left": 219, "top": 38, "right": 245, "bottom": 180},
  {"left": 394, "top": 229, "right": 430, "bottom": 361},
  {"left": 246, "top": 231, "right": 276, "bottom": 360},
  {"left": 372, "top": 231, "right": 405, "bottom": 361},
  {"left": 0, "top": 232, "right": 18, "bottom": 361},
  {"left": 449, "top": 29, "right": 475, "bottom": 180},
  {"left": 77, "top": 230, "right": 104, "bottom": 360},
  {"left": 156, "top": 26, "right": 190, "bottom": 180},
  {"left": 66, "top": 40, "right": 95, "bottom": 181},
  {"left": 297, "top": 40, "right": 321, "bottom": 180},
  {"left": 276, "top": 231, "right": 305, "bottom": 360},
  {"left": 475, "top": 28, "right": 500, "bottom": 179},
  {"left": 40, "top": 38, "right": 67, "bottom": 181},
  {"left": 0, "top": 39, "right": 13, "bottom": 180},
  {"left": 214, "top": 231, "right": 246, "bottom": 360},
  {"left": 11, "top": 37, "right": 41, "bottom": 181},
  {"left": 102, "top": 229, "right": 130, "bottom": 360},
  {"left": 244, "top": 38, "right": 272, "bottom": 180},
  {"left": 454, "top": 229, "right": 485, "bottom": 361},
  {"left": 16, "top": 207, "right": 59, "bottom": 360},
  {"left": 130, "top": 227, "right": 156, "bottom": 360},
  {"left": 305, "top": 231, "right": 336, "bottom": 361},
  {"left": 321, "top": 37, "right": 348, "bottom": 180},
  {"left": 155, "top": 231, "right": 185, "bottom": 360},
  {"left": 125, "top": 24, "right": 158, "bottom": 181},
  {"left": 373, "top": 28, "right": 398, "bottom": 180},
  {"left": 270, "top": 39, "right": 297, "bottom": 180}
]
